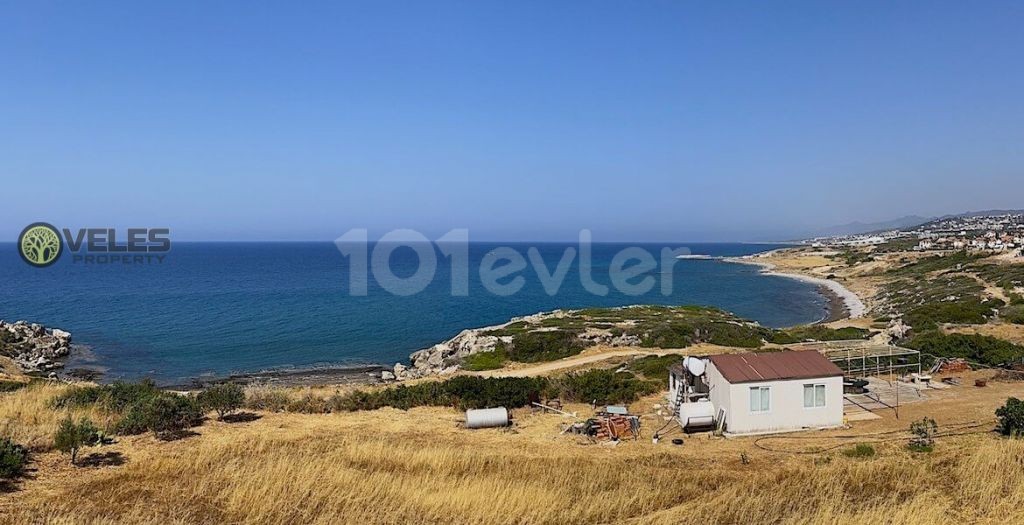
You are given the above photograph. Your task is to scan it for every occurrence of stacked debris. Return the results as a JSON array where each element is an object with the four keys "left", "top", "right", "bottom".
[
  {"left": 590, "top": 414, "right": 640, "bottom": 441},
  {"left": 936, "top": 358, "right": 972, "bottom": 374},
  {"left": 929, "top": 357, "right": 971, "bottom": 374}
]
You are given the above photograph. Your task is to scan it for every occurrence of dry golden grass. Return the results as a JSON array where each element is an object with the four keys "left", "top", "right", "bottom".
[
  {"left": 0, "top": 356, "right": 27, "bottom": 380},
  {"left": 0, "top": 382, "right": 114, "bottom": 451},
  {"left": 761, "top": 254, "right": 836, "bottom": 271},
  {"left": 1, "top": 379, "right": 1023, "bottom": 525}
]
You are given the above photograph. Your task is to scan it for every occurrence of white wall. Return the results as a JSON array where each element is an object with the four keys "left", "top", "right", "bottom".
[
  {"left": 707, "top": 362, "right": 843, "bottom": 435},
  {"left": 706, "top": 360, "right": 731, "bottom": 426}
]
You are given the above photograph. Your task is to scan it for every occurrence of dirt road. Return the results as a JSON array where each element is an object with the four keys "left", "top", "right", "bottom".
[{"left": 470, "top": 344, "right": 740, "bottom": 378}]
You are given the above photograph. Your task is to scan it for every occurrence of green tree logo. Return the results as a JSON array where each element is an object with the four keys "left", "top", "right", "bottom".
[{"left": 18, "top": 222, "right": 63, "bottom": 267}]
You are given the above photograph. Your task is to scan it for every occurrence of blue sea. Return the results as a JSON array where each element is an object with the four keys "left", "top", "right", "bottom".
[{"left": 0, "top": 242, "right": 827, "bottom": 384}]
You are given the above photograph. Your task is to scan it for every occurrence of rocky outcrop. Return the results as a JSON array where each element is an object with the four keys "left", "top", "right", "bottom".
[
  {"left": 0, "top": 320, "right": 73, "bottom": 373},
  {"left": 390, "top": 308, "right": 645, "bottom": 381},
  {"left": 395, "top": 328, "right": 513, "bottom": 380}
]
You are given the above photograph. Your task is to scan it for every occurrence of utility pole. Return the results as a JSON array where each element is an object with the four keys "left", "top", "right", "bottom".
[{"left": 895, "top": 376, "right": 900, "bottom": 420}]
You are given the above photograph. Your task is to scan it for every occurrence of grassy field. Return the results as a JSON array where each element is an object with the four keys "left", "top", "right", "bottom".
[{"left": 1, "top": 378, "right": 1023, "bottom": 524}]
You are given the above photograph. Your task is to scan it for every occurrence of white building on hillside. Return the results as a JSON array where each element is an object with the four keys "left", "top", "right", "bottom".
[{"left": 669, "top": 350, "right": 845, "bottom": 435}]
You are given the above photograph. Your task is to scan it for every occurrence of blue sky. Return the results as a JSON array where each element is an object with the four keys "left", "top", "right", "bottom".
[{"left": 2, "top": 2, "right": 1022, "bottom": 241}]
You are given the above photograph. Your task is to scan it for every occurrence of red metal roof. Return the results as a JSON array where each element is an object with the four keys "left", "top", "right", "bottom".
[{"left": 708, "top": 351, "right": 842, "bottom": 384}]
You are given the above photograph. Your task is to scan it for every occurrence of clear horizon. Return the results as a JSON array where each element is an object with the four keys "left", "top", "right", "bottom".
[{"left": 2, "top": 2, "right": 1023, "bottom": 242}]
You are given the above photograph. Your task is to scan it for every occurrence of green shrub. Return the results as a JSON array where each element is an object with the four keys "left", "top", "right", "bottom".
[
  {"left": 54, "top": 417, "right": 99, "bottom": 465},
  {"left": 51, "top": 385, "right": 104, "bottom": 408},
  {"left": 333, "top": 376, "right": 548, "bottom": 412},
  {"left": 0, "top": 438, "right": 28, "bottom": 479},
  {"left": 769, "top": 326, "right": 874, "bottom": 345},
  {"left": 0, "top": 380, "right": 28, "bottom": 393},
  {"left": 197, "top": 383, "right": 246, "bottom": 420},
  {"left": 889, "top": 251, "right": 982, "bottom": 276},
  {"left": 996, "top": 397, "right": 1024, "bottom": 437},
  {"left": 840, "top": 250, "right": 875, "bottom": 266},
  {"left": 52, "top": 380, "right": 202, "bottom": 437},
  {"left": 702, "top": 323, "right": 769, "bottom": 347},
  {"left": 463, "top": 342, "right": 508, "bottom": 371},
  {"left": 908, "top": 443, "right": 934, "bottom": 453},
  {"left": 1001, "top": 305, "right": 1024, "bottom": 325},
  {"left": 142, "top": 394, "right": 202, "bottom": 439},
  {"left": 446, "top": 376, "right": 548, "bottom": 410},
  {"left": 842, "top": 443, "right": 875, "bottom": 458},
  {"left": 52, "top": 379, "right": 161, "bottom": 412},
  {"left": 287, "top": 392, "right": 331, "bottom": 414},
  {"left": 627, "top": 355, "right": 680, "bottom": 386},
  {"left": 112, "top": 403, "right": 150, "bottom": 435},
  {"left": 551, "top": 369, "right": 660, "bottom": 405},
  {"left": 905, "top": 299, "right": 1003, "bottom": 329},
  {"left": 333, "top": 366, "right": 662, "bottom": 413},
  {"left": 507, "top": 331, "right": 589, "bottom": 363},
  {"left": 904, "top": 331, "right": 1024, "bottom": 367},
  {"left": 636, "top": 320, "right": 767, "bottom": 349}
]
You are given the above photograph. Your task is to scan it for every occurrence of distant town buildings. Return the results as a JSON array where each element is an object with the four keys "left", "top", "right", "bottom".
[{"left": 805, "top": 212, "right": 1024, "bottom": 254}]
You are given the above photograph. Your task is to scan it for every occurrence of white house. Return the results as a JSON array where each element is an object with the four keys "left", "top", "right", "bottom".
[
  {"left": 669, "top": 350, "right": 845, "bottom": 435},
  {"left": 845, "top": 236, "right": 885, "bottom": 247}
]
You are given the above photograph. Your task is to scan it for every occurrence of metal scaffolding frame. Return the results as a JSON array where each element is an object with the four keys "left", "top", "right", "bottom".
[{"left": 786, "top": 340, "right": 923, "bottom": 378}]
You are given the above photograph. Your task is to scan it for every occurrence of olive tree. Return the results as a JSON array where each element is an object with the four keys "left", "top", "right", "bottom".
[{"left": 198, "top": 383, "right": 246, "bottom": 420}]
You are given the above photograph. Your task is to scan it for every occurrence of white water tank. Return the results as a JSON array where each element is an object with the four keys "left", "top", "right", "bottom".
[
  {"left": 465, "top": 407, "right": 511, "bottom": 429},
  {"left": 678, "top": 399, "right": 715, "bottom": 429}
]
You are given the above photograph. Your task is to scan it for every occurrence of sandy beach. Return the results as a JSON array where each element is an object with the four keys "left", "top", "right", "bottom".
[{"left": 721, "top": 255, "right": 867, "bottom": 320}]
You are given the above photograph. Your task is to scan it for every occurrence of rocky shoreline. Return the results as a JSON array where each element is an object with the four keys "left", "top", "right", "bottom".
[
  {"left": 0, "top": 320, "right": 73, "bottom": 376},
  {"left": 817, "top": 284, "right": 850, "bottom": 324},
  {"left": 390, "top": 307, "right": 656, "bottom": 381},
  {"left": 166, "top": 364, "right": 387, "bottom": 390},
  {"left": 392, "top": 312, "right": 544, "bottom": 381}
]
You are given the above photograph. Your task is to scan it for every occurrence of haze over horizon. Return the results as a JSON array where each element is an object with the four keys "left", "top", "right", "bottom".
[{"left": 2, "top": 2, "right": 1023, "bottom": 242}]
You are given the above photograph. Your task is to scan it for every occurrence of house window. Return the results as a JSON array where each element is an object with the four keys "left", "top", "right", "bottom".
[
  {"left": 749, "top": 386, "right": 770, "bottom": 412},
  {"left": 803, "top": 384, "right": 826, "bottom": 408}
]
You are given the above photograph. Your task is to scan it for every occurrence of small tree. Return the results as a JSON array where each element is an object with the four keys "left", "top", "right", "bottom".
[
  {"left": 198, "top": 383, "right": 245, "bottom": 420},
  {"left": 996, "top": 397, "right": 1024, "bottom": 437},
  {"left": 144, "top": 394, "right": 201, "bottom": 439},
  {"left": 0, "top": 438, "right": 28, "bottom": 479},
  {"left": 53, "top": 417, "right": 99, "bottom": 465},
  {"left": 909, "top": 417, "right": 938, "bottom": 452}
]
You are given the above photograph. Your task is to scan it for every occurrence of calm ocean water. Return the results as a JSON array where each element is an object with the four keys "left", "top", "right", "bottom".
[{"left": 0, "top": 242, "right": 826, "bottom": 384}]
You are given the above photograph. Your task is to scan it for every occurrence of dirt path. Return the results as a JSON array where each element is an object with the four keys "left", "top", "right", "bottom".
[{"left": 471, "top": 344, "right": 741, "bottom": 378}]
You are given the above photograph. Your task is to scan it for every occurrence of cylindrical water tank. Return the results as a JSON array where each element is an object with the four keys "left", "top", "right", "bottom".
[
  {"left": 678, "top": 399, "right": 715, "bottom": 428},
  {"left": 465, "top": 407, "right": 511, "bottom": 429}
]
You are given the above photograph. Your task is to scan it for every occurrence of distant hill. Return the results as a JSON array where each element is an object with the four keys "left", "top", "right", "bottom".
[
  {"left": 753, "top": 210, "right": 1023, "bottom": 243},
  {"left": 803, "top": 215, "right": 932, "bottom": 239},
  {"left": 932, "top": 209, "right": 1024, "bottom": 221},
  {"left": 915, "top": 209, "right": 1024, "bottom": 230}
]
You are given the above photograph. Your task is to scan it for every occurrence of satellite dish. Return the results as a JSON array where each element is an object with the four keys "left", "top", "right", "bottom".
[{"left": 684, "top": 356, "right": 706, "bottom": 376}]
